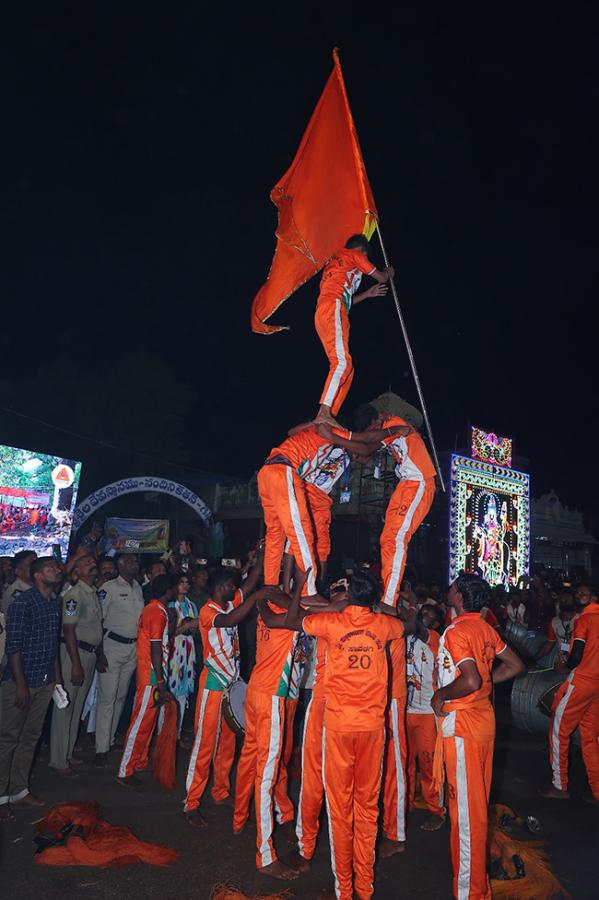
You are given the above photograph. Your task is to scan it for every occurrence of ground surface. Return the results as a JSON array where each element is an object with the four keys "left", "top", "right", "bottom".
[{"left": 0, "top": 690, "right": 596, "bottom": 900}]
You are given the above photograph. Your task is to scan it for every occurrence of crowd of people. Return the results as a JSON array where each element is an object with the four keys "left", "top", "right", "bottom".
[{"left": 1, "top": 236, "right": 598, "bottom": 900}]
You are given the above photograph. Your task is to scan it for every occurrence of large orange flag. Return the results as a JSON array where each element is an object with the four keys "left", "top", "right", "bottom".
[{"left": 250, "top": 49, "right": 378, "bottom": 335}]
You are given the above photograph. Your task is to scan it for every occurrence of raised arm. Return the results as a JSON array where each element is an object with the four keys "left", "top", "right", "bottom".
[
  {"left": 240, "top": 541, "right": 265, "bottom": 596},
  {"left": 213, "top": 591, "right": 260, "bottom": 628}
]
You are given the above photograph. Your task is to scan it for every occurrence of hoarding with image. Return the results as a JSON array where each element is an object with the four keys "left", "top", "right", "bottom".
[
  {"left": 104, "top": 518, "right": 170, "bottom": 554},
  {"left": 0, "top": 443, "right": 82, "bottom": 558}
]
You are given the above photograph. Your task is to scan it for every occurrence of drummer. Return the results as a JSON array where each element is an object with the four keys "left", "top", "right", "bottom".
[
  {"left": 533, "top": 591, "right": 579, "bottom": 666},
  {"left": 184, "top": 557, "right": 264, "bottom": 827}
]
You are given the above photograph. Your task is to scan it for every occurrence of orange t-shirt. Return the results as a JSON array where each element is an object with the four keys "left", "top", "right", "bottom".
[
  {"left": 318, "top": 248, "right": 376, "bottom": 312},
  {"left": 381, "top": 415, "right": 437, "bottom": 482},
  {"left": 446, "top": 604, "right": 499, "bottom": 630},
  {"left": 303, "top": 605, "right": 404, "bottom": 732},
  {"left": 436, "top": 612, "right": 507, "bottom": 740},
  {"left": 571, "top": 603, "right": 599, "bottom": 683},
  {"left": 268, "top": 426, "right": 351, "bottom": 481},
  {"left": 136, "top": 599, "right": 169, "bottom": 687},
  {"left": 249, "top": 604, "right": 298, "bottom": 698}
]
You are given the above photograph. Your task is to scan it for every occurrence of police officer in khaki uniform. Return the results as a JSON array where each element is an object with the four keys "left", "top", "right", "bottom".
[
  {"left": 94, "top": 554, "right": 143, "bottom": 765},
  {"left": 49, "top": 555, "right": 105, "bottom": 775}
]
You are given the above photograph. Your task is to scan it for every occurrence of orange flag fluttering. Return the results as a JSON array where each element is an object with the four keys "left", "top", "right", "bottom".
[{"left": 250, "top": 49, "right": 378, "bottom": 335}]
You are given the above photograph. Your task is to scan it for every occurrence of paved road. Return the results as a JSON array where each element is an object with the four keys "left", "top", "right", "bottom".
[{"left": 0, "top": 690, "right": 595, "bottom": 899}]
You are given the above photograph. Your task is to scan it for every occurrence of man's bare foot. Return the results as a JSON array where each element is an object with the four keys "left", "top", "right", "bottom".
[
  {"left": 186, "top": 809, "right": 208, "bottom": 828},
  {"left": 257, "top": 860, "right": 298, "bottom": 881},
  {"left": 116, "top": 774, "right": 142, "bottom": 788},
  {"left": 213, "top": 795, "right": 235, "bottom": 807},
  {"left": 0, "top": 804, "right": 15, "bottom": 820},
  {"left": 421, "top": 813, "right": 446, "bottom": 831},
  {"left": 279, "top": 820, "right": 296, "bottom": 843},
  {"left": 286, "top": 849, "right": 311, "bottom": 873},
  {"left": 539, "top": 785, "right": 570, "bottom": 800},
  {"left": 13, "top": 794, "right": 46, "bottom": 808},
  {"left": 379, "top": 837, "right": 406, "bottom": 858}
]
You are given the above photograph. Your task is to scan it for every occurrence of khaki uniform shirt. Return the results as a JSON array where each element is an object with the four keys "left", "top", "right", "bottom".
[
  {"left": 1, "top": 577, "right": 31, "bottom": 615},
  {"left": 62, "top": 580, "right": 103, "bottom": 646},
  {"left": 102, "top": 575, "right": 144, "bottom": 640}
]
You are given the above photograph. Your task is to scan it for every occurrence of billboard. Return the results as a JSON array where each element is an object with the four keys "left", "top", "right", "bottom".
[
  {"left": 0, "top": 443, "right": 82, "bottom": 558},
  {"left": 104, "top": 518, "right": 170, "bottom": 554},
  {"left": 449, "top": 454, "right": 530, "bottom": 589}
]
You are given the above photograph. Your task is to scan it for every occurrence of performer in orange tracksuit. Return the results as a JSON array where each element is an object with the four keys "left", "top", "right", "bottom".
[
  {"left": 432, "top": 574, "right": 523, "bottom": 900},
  {"left": 184, "top": 565, "right": 261, "bottom": 826},
  {"left": 541, "top": 583, "right": 599, "bottom": 803},
  {"left": 314, "top": 235, "right": 393, "bottom": 423},
  {"left": 405, "top": 605, "right": 445, "bottom": 829},
  {"left": 117, "top": 576, "right": 174, "bottom": 784},
  {"left": 263, "top": 571, "right": 416, "bottom": 900},
  {"left": 259, "top": 425, "right": 402, "bottom": 597},
  {"left": 273, "top": 644, "right": 304, "bottom": 831},
  {"left": 379, "top": 635, "right": 409, "bottom": 858},
  {"left": 232, "top": 584, "right": 306, "bottom": 881},
  {"left": 354, "top": 403, "right": 436, "bottom": 607}
]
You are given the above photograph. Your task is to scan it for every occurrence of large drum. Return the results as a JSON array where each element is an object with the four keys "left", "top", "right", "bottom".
[
  {"left": 222, "top": 679, "right": 247, "bottom": 735},
  {"left": 510, "top": 669, "right": 567, "bottom": 734},
  {"left": 502, "top": 621, "right": 557, "bottom": 668}
]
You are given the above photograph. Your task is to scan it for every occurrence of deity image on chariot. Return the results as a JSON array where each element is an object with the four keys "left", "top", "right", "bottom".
[{"left": 472, "top": 492, "right": 510, "bottom": 586}]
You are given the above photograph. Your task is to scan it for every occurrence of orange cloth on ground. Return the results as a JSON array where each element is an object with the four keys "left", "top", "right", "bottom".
[
  {"left": 305, "top": 482, "right": 333, "bottom": 562},
  {"left": 380, "top": 477, "right": 436, "bottom": 607},
  {"left": 184, "top": 678, "right": 237, "bottom": 812},
  {"left": 303, "top": 606, "right": 405, "bottom": 731},
  {"left": 34, "top": 802, "right": 178, "bottom": 867},
  {"left": 232, "top": 688, "right": 286, "bottom": 868},
  {"left": 323, "top": 727, "right": 385, "bottom": 900},
  {"left": 296, "top": 695, "right": 326, "bottom": 860},
  {"left": 435, "top": 613, "right": 507, "bottom": 900},
  {"left": 258, "top": 465, "right": 317, "bottom": 596}
]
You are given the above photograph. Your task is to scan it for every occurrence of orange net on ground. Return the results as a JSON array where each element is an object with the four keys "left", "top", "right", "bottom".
[
  {"left": 34, "top": 802, "right": 179, "bottom": 868},
  {"left": 209, "top": 886, "right": 291, "bottom": 900}
]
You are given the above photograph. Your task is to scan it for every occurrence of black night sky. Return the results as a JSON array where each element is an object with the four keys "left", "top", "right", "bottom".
[{"left": 1, "top": 6, "right": 597, "bottom": 518}]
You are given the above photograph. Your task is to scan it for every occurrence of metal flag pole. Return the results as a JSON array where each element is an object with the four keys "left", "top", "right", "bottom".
[{"left": 375, "top": 221, "right": 446, "bottom": 492}]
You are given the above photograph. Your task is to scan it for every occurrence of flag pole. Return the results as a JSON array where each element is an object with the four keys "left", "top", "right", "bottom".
[{"left": 375, "top": 222, "right": 446, "bottom": 492}]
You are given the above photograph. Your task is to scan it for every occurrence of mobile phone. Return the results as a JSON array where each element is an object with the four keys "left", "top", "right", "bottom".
[
  {"left": 52, "top": 544, "right": 63, "bottom": 563},
  {"left": 222, "top": 558, "right": 237, "bottom": 567}
]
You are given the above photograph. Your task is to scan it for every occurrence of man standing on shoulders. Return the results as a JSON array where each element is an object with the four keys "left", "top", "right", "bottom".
[
  {"left": 540, "top": 582, "right": 599, "bottom": 806},
  {"left": 0, "top": 557, "right": 63, "bottom": 820},
  {"left": 94, "top": 554, "right": 143, "bottom": 766},
  {"left": 432, "top": 574, "right": 523, "bottom": 900},
  {"left": 49, "top": 555, "right": 105, "bottom": 777}
]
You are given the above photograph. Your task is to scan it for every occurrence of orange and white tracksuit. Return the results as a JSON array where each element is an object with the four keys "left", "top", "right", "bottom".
[
  {"left": 315, "top": 248, "right": 376, "bottom": 416},
  {"left": 378, "top": 417, "right": 436, "bottom": 607},
  {"left": 435, "top": 613, "right": 508, "bottom": 900},
  {"left": 118, "top": 600, "right": 169, "bottom": 778},
  {"left": 304, "top": 606, "right": 405, "bottom": 900},
  {"left": 406, "top": 629, "right": 444, "bottom": 817},
  {"left": 382, "top": 638, "right": 408, "bottom": 844},
  {"left": 273, "top": 643, "right": 304, "bottom": 826},
  {"left": 233, "top": 607, "right": 297, "bottom": 869},
  {"left": 259, "top": 429, "right": 350, "bottom": 595},
  {"left": 184, "top": 590, "right": 243, "bottom": 813},
  {"left": 445, "top": 605, "right": 500, "bottom": 630},
  {"left": 296, "top": 637, "right": 327, "bottom": 860},
  {"left": 549, "top": 603, "right": 599, "bottom": 800}
]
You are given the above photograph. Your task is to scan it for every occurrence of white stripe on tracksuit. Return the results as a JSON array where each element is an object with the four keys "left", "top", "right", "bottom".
[
  {"left": 258, "top": 696, "right": 283, "bottom": 867},
  {"left": 286, "top": 467, "right": 317, "bottom": 595},
  {"left": 454, "top": 736, "right": 472, "bottom": 900},
  {"left": 321, "top": 726, "right": 340, "bottom": 899},
  {"left": 322, "top": 299, "right": 348, "bottom": 408},
  {"left": 185, "top": 688, "right": 211, "bottom": 795},
  {"left": 551, "top": 678, "right": 575, "bottom": 790},
  {"left": 390, "top": 698, "right": 406, "bottom": 841},
  {"left": 118, "top": 685, "right": 152, "bottom": 777},
  {"left": 382, "top": 478, "right": 425, "bottom": 606},
  {"left": 296, "top": 695, "right": 314, "bottom": 854}
]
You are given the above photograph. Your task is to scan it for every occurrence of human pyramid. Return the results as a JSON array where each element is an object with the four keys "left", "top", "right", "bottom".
[{"left": 118, "top": 235, "right": 525, "bottom": 900}]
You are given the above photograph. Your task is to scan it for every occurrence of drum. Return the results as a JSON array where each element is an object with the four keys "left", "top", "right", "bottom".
[
  {"left": 222, "top": 679, "right": 247, "bottom": 735},
  {"left": 502, "top": 621, "right": 556, "bottom": 667},
  {"left": 511, "top": 669, "right": 567, "bottom": 733}
]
